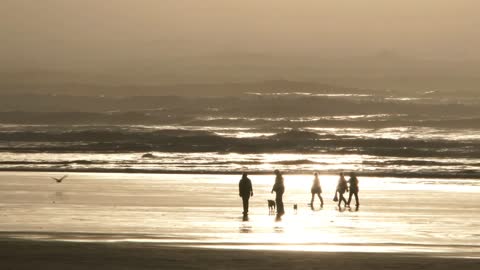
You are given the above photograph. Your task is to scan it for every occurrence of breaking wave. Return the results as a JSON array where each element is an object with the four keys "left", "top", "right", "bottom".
[{"left": 0, "top": 129, "right": 479, "bottom": 159}]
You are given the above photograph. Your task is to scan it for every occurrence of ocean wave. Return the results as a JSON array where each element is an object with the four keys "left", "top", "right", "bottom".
[
  {"left": 269, "top": 130, "right": 321, "bottom": 140},
  {"left": 191, "top": 117, "right": 480, "bottom": 129},
  {"left": 0, "top": 166, "right": 478, "bottom": 179},
  {"left": 2, "top": 158, "right": 475, "bottom": 168},
  {"left": 271, "top": 159, "right": 318, "bottom": 165},
  {"left": 1, "top": 129, "right": 479, "bottom": 158},
  {"left": 362, "top": 160, "right": 480, "bottom": 167},
  {"left": 1, "top": 157, "right": 475, "bottom": 169}
]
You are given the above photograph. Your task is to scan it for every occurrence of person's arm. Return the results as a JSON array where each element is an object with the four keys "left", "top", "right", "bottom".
[{"left": 239, "top": 181, "right": 242, "bottom": 197}]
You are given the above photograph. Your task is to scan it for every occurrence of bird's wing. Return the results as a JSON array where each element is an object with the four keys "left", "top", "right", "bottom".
[
  {"left": 51, "top": 177, "right": 59, "bottom": 181},
  {"left": 60, "top": 175, "right": 68, "bottom": 181}
]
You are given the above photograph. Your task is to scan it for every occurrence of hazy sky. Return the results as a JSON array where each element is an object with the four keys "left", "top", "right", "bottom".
[{"left": 1, "top": 0, "right": 480, "bottom": 91}]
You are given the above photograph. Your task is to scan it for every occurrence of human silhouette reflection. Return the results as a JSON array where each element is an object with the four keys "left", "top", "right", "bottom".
[
  {"left": 349, "top": 205, "right": 360, "bottom": 212},
  {"left": 239, "top": 223, "right": 252, "bottom": 233}
]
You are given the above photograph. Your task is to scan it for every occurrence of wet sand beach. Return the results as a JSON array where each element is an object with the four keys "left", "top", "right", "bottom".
[
  {"left": 1, "top": 239, "right": 479, "bottom": 270},
  {"left": 0, "top": 171, "right": 479, "bottom": 269}
]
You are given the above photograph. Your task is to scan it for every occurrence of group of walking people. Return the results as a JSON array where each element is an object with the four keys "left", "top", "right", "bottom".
[
  {"left": 334, "top": 172, "right": 360, "bottom": 208},
  {"left": 238, "top": 170, "right": 360, "bottom": 217}
]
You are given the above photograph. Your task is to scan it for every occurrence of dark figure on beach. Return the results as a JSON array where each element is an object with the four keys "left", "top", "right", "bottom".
[
  {"left": 271, "top": 170, "right": 285, "bottom": 217},
  {"left": 310, "top": 172, "right": 324, "bottom": 207},
  {"left": 239, "top": 173, "right": 253, "bottom": 215},
  {"left": 336, "top": 172, "right": 348, "bottom": 207},
  {"left": 347, "top": 172, "right": 360, "bottom": 207}
]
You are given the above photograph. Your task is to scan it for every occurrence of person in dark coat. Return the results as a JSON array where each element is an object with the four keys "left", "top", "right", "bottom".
[
  {"left": 347, "top": 172, "right": 360, "bottom": 207},
  {"left": 271, "top": 169, "right": 285, "bottom": 217},
  {"left": 239, "top": 172, "right": 253, "bottom": 215}
]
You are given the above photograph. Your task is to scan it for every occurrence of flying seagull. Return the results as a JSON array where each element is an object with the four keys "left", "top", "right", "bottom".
[{"left": 51, "top": 175, "right": 68, "bottom": 183}]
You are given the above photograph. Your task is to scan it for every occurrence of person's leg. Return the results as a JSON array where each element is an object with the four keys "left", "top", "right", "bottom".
[
  {"left": 341, "top": 193, "right": 347, "bottom": 206},
  {"left": 354, "top": 192, "right": 359, "bottom": 206},
  {"left": 276, "top": 193, "right": 284, "bottom": 215},
  {"left": 347, "top": 191, "right": 353, "bottom": 206},
  {"left": 280, "top": 198, "right": 284, "bottom": 215},
  {"left": 242, "top": 196, "right": 249, "bottom": 214},
  {"left": 318, "top": 193, "right": 324, "bottom": 207},
  {"left": 310, "top": 193, "right": 315, "bottom": 205},
  {"left": 275, "top": 193, "right": 281, "bottom": 214},
  {"left": 279, "top": 198, "right": 284, "bottom": 215},
  {"left": 241, "top": 196, "right": 245, "bottom": 214}
]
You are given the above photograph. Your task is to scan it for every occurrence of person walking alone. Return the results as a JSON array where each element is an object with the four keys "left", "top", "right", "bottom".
[{"left": 239, "top": 172, "right": 253, "bottom": 215}]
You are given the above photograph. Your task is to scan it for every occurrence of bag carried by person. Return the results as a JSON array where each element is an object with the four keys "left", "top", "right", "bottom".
[{"left": 333, "top": 192, "right": 338, "bottom": 202}]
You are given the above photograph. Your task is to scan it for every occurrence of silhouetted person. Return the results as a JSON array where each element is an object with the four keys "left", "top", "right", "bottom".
[
  {"left": 347, "top": 172, "right": 360, "bottom": 207},
  {"left": 336, "top": 172, "right": 348, "bottom": 207},
  {"left": 239, "top": 172, "right": 253, "bottom": 215},
  {"left": 271, "top": 170, "right": 285, "bottom": 217},
  {"left": 310, "top": 172, "right": 323, "bottom": 207}
]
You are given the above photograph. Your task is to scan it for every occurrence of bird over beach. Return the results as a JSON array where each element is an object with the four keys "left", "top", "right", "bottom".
[{"left": 51, "top": 175, "right": 68, "bottom": 183}]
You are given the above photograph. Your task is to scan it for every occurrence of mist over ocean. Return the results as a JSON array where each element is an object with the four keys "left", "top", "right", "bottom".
[{"left": 1, "top": 86, "right": 479, "bottom": 178}]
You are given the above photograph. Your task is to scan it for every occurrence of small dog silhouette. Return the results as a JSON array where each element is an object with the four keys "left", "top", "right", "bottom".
[
  {"left": 293, "top": 203, "right": 298, "bottom": 213},
  {"left": 267, "top": 200, "right": 276, "bottom": 214}
]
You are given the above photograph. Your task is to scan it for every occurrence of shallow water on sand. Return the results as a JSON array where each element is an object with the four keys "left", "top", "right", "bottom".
[{"left": 0, "top": 172, "right": 479, "bottom": 257}]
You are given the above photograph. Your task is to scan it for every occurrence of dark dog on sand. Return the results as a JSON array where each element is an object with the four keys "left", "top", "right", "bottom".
[{"left": 268, "top": 200, "right": 276, "bottom": 214}]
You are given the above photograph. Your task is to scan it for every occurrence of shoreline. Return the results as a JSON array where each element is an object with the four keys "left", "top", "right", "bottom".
[
  {"left": 1, "top": 238, "right": 478, "bottom": 270},
  {"left": 0, "top": 168, "right": 477, "bottom": 179}
]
